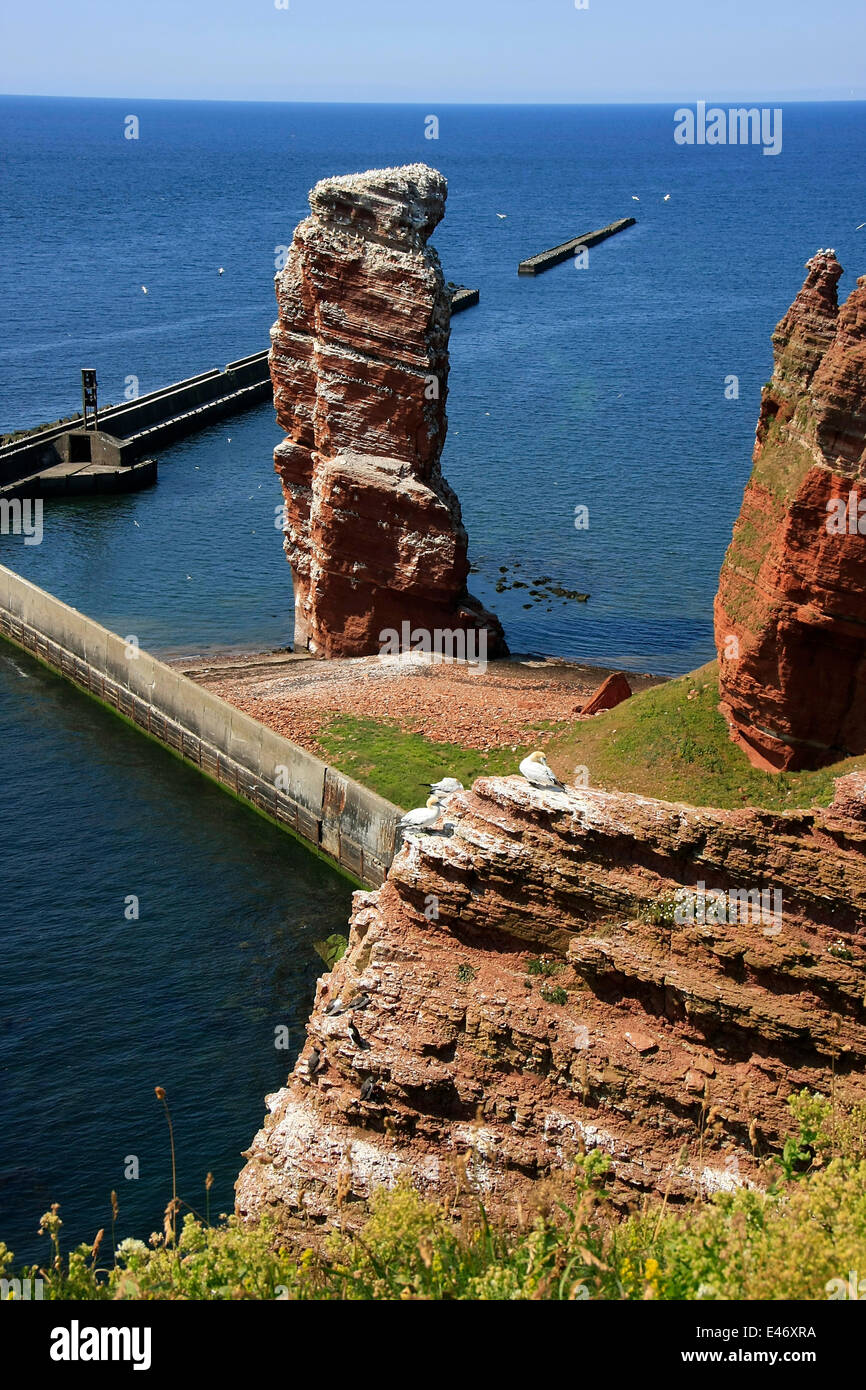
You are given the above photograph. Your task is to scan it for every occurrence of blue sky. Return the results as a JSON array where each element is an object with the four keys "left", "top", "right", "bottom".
[{"left": 2, "top": 0, "right": 864, "bottom": 103}]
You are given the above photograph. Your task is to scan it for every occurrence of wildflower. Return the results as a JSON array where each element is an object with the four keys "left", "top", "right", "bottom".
[{"left": 116, "top": 1238, "right": 148, "bottom": 1262}]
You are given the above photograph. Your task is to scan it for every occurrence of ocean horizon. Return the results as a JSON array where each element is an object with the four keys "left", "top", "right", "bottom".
[{"left": 2, "top": 93, "right": 865, "bottom": 1267}]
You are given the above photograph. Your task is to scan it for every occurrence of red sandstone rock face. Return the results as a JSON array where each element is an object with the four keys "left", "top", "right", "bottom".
[
  {"left": 236, "top": 772, "right": 866, "bottom": 1237},
  {"left": 715, "top": 251, "right": 866, "bottom": 770},
  {"left": 270, "top": 164, "right": 506, "bottom": 659}
]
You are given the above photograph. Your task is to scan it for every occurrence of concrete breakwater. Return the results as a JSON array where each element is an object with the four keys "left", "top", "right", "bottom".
[
  {"left": 0, "top": 351, "right": 272, "bottom": 499},
  {"left": 448, "top": 284, "right": 480, "bottom": 312},
  {"left": 0, "top": 563, "right": 398, "bottom": 887},
  {"left": 1, "top": 277, "right": 478, "bottom": 502},
  {"left": 517, "top": 217, "right": 637, "bottom": 275}
]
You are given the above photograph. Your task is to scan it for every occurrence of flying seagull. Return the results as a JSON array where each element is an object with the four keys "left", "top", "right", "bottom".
[{"left": 519, "top": 751, "right": 566, "bottom": 790}]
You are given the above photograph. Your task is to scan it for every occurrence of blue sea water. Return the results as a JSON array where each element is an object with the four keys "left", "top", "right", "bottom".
[
  {"left": 0, "top": 646, "right": 353, "bottom": 1266},
  {"left": 1, "top": 95, "right": 866, "bottom": 669},
  {"left": 2, "top": 97, "right": 865, "bottom": 669},
  {"left": 1, "top": 98, "right": 865, "bottom": 1266}
]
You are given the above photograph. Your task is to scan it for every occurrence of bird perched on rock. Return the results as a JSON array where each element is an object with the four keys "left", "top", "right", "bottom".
[
  {"left": 397, "top": 795, "right": 443, "bottom": 836},
  {"left": 326, "top": 992, "right": 370, "bottom": 1016},
  {"left": 307, "top": 1046, "right": 324, "bottom": 1076},
  {"left": 424, "top": 777, "right": 464, "bottom": 794},
  {"left": 519, "top": 750, "right": 566, "bottom": 790},
  {"left": 359, "top": 1076, "right": 376, "bottom": 1101},
  {"left": 348, "top": 1021, "right": 371, "bottom": 1050}
]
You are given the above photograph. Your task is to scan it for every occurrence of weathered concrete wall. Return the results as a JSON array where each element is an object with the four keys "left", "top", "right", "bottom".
[{"left": 0, "top": 563, "right": 397, "bottom": 886}]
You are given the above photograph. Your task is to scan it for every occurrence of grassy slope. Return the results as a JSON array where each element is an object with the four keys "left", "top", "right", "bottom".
[
  {"left": 543, "top": 660, "right": 865, "bottom": 810},
  {"left": 316, "top": 663, "right": 865, "bottom": 811}
]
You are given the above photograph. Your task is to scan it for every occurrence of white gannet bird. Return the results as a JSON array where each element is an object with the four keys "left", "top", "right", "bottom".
[
  {"left": 519, "top": 751, "right": 566, "bottom": 790},
  {"left": 496, "top": 213, "right": 507, "bottom": 219},
  {"left": 141, "top": 285, "right": 148, "bottom": 294},
  {"left": 425, "top": 777, "right": 464, "bottom": 794},
  {"left": 631, "top": 195, "right": 640, "bottom": 201},
  {"left": 398, "top": 795, "right": 443, "bottom": 836},
  {"left": 218, "top": 266, "right": 225, "bottom": 275},
  {"left": 663, "top": 193, "right": 671, "bottom": 201}
]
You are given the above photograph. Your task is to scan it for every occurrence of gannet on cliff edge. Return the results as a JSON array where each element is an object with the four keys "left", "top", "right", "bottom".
[
  {"left": 519, "top": 751, "right": 566, "bottom": 790},
  {"left": 424, "top": 777, "right": 464, "bottom": 794},
  {"left": 397, "top": 795, "right": 443, "bottom": 835}
]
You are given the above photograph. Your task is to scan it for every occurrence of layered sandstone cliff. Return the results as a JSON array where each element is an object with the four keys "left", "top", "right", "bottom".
[
  {"left": 270, "top": 164, "right": 506, "bottom": 658},
  {"left": 237, "top": 772, "right": 866, "bottom": 1237},
  {"left": 715, "top": 251, "right": 866, "bottom": 770}
]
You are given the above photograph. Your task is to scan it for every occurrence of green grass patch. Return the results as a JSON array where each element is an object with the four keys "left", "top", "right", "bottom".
[
  {"left": 315, "top": 713, "right": 537, "bottom": 809},
  {"left": 752, "top": 433, "right": 816, "bottom": 504}
]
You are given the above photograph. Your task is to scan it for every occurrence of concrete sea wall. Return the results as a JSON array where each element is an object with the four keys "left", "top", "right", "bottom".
[{"left": 0, "top": 563, "right": 397, "bottom": 887}]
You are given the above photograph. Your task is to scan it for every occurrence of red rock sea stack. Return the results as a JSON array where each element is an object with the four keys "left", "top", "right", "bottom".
[
  {"left": 714, "top": 250, "right": 866, "bottom": 770},
  {"left": 269, "top": 163, "right": 506, "bottom": 659}
]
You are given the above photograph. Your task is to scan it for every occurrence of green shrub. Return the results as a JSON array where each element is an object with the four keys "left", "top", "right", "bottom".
[
  {"left": 527, "top": 958, "right": 563, "bottom": 977},
  {"left": 540, "top": 985, "right": 569, "bottom": 1005},
  {"left": 5, "top": 1092, "right": 865, "bottom": 1301},
  {"left": 639, "top": 896, "right": 680, "bottom": 927}
]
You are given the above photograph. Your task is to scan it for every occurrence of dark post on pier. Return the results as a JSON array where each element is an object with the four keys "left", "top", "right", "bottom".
[
  {"left": 81, "top": 368, "right": 99, "bottom": 430},
  {"left": 517, "top": 217, "right": 636, "bottom": 276}
]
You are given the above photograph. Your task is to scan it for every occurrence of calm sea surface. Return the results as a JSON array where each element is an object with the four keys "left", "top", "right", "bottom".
[
  {"left": 0, "top": 647, "right": 353, "bottom": 1265},
  {"left": 2, "top": 98, "right": 865, "bottom": 668},
  {"left": 1, "top": 98, "right": 864, "bottom": 1262}
]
